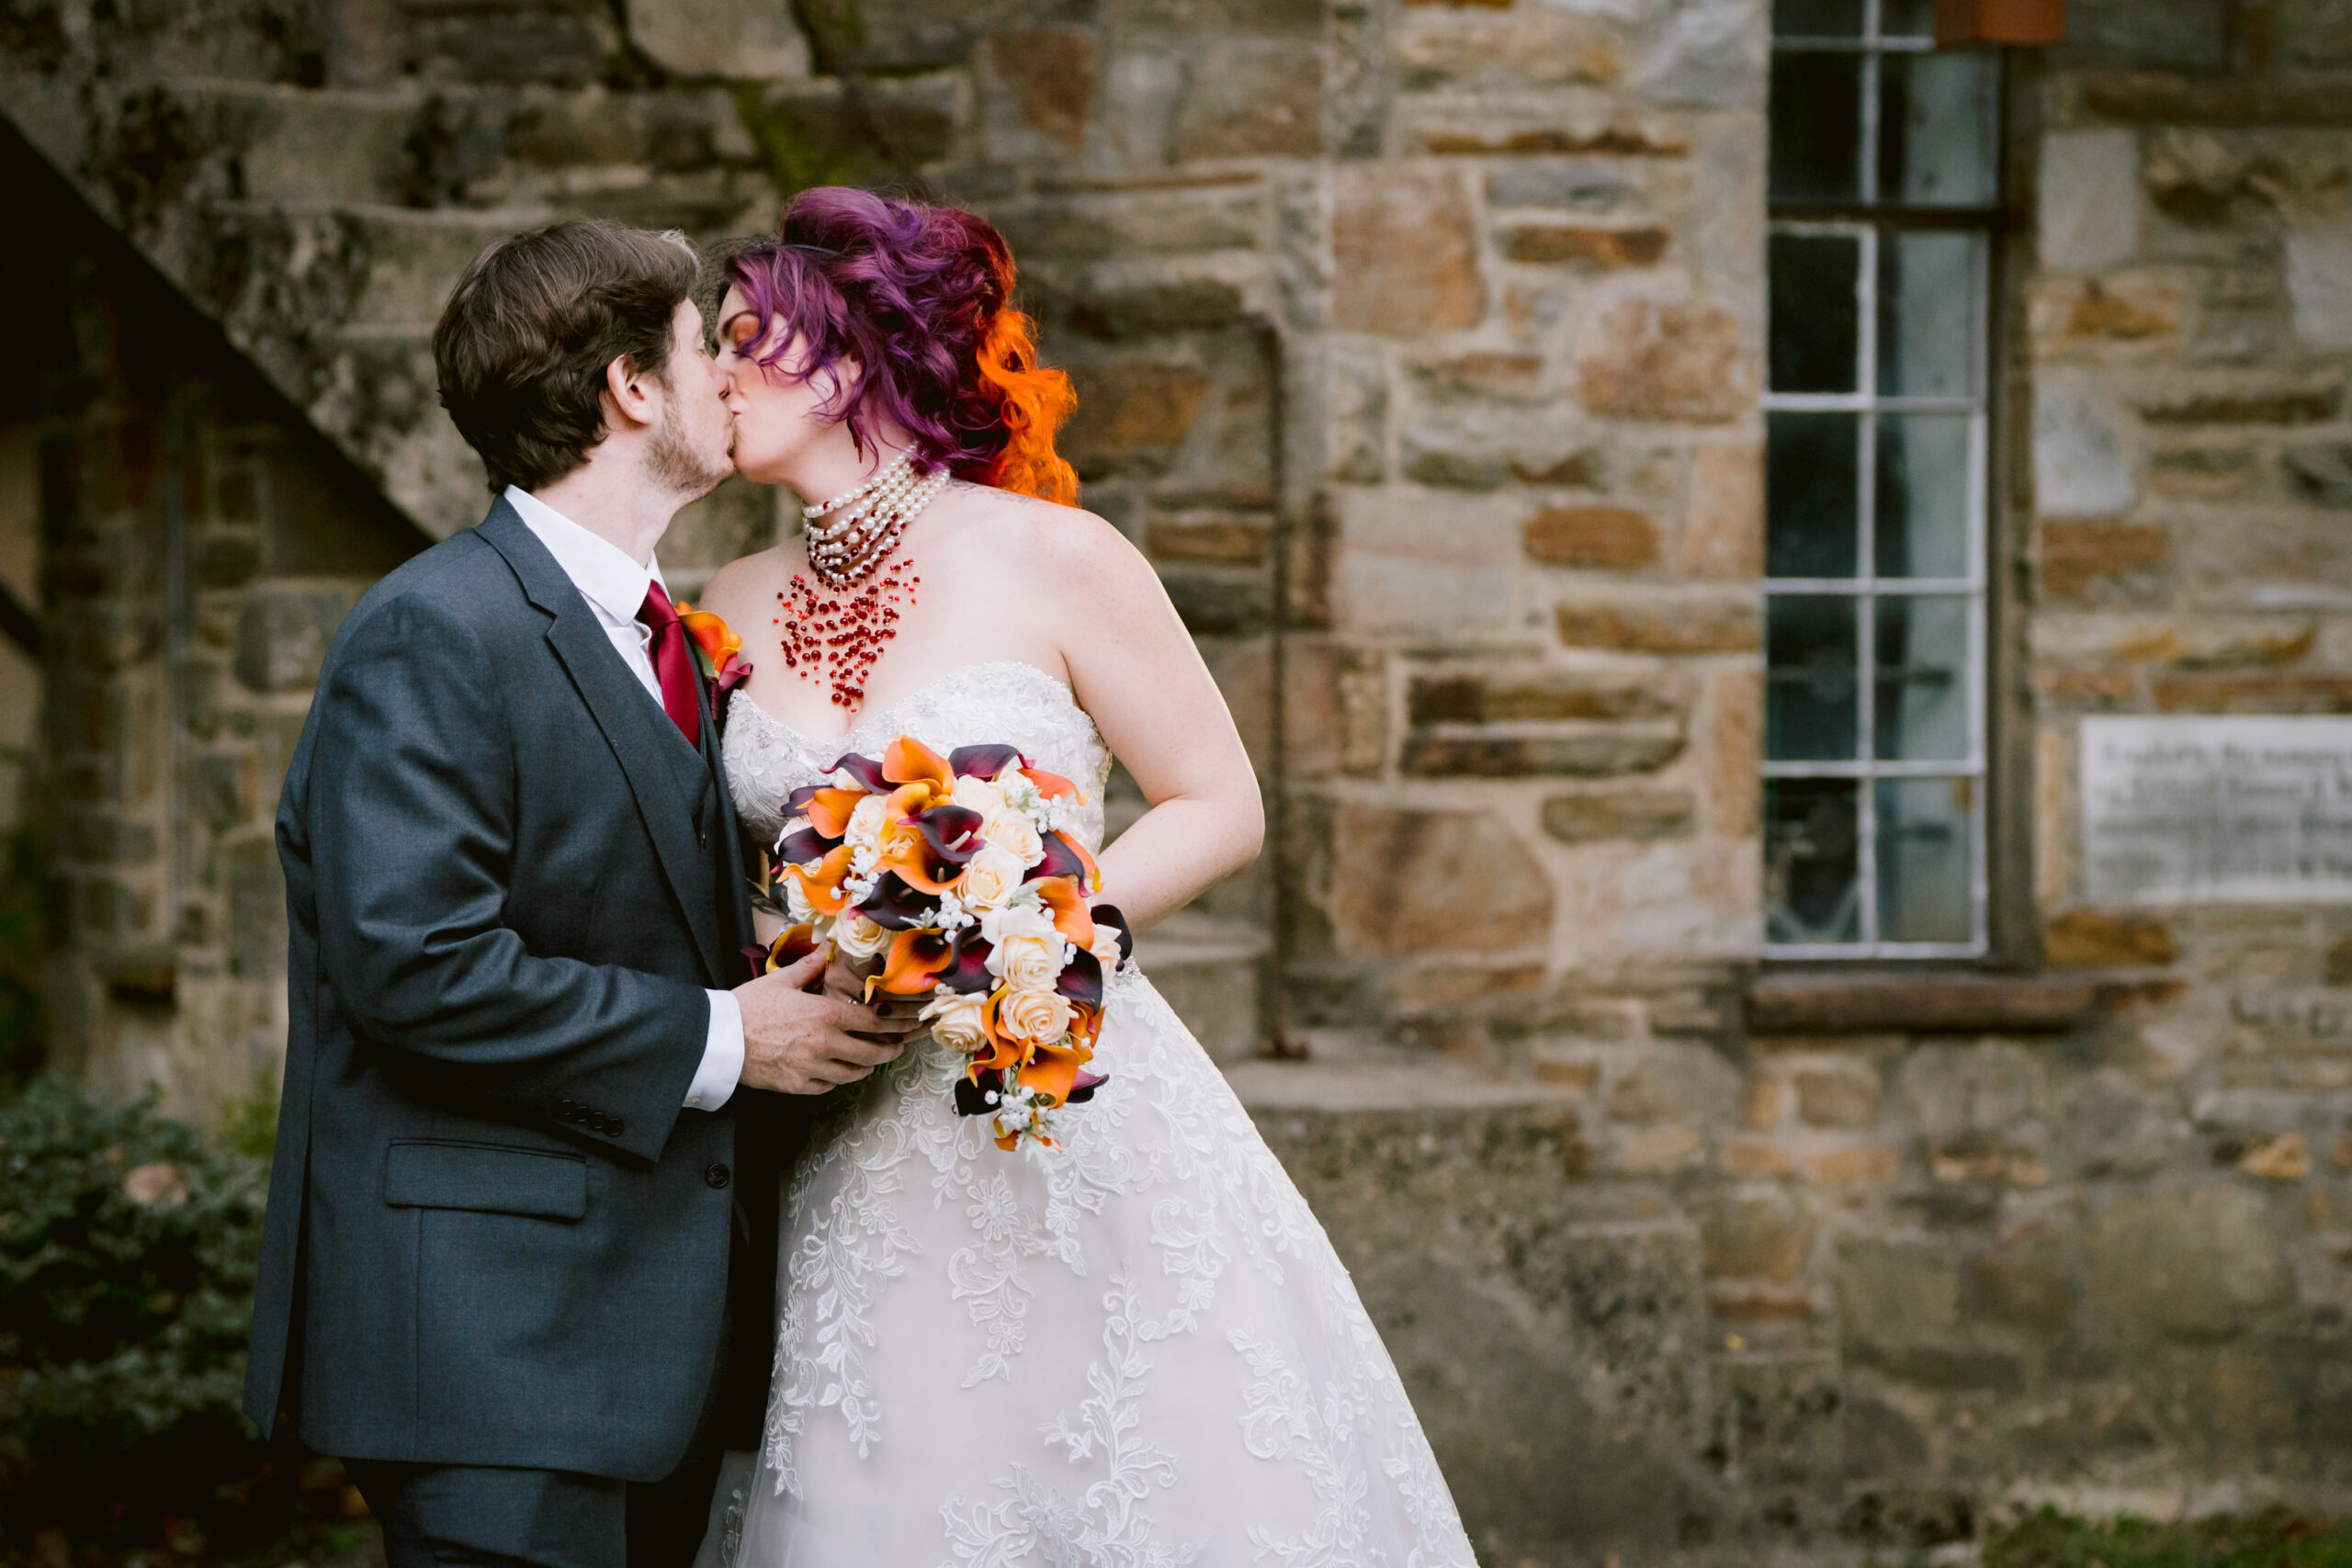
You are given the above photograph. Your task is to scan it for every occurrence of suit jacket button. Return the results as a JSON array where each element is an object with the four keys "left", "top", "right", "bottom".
[
  {"left": 705, "top": 1162, "right": 731, "bottom": 1190},
  {"left": 606, "top": 1115, "right": 625, "bottom": 1136}
]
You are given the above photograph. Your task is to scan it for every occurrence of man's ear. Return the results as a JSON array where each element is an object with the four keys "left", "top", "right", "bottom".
[{"left": 603, "top": 355, "right": 659, "bottom": 431}]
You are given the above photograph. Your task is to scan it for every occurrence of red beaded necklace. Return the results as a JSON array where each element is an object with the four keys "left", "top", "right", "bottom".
[{"left": 773, "top": 457, "right": 945, "bottom": 709}]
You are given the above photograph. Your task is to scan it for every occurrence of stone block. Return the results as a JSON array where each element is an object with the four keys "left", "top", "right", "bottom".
[
  {"left": 2034, "top": 378, "right": 2140, "bottom": 519},
  {"left": 233, "top": 587, "right": 353, "bottom": 694},
  {"left": 1332, "top": 164, "right": 1486, "bottom": 335},
  {"left": 1409, "top": 668, "right": 1682, "bottom": 725},
  {"left": 1487, "top": 160, "right": 1634, "bottom": 209},
  {"left": 1326, "top": 340, "right": 1389, "bottom": 484},
  {"left": 1059, "top": 359, "right": 1211, "bottom": 477},
  {"left": 1409, "top": 352, "right": 1547, "bottom": 404},
  {"left": 1069, "top": 276, "right": 1249, "bottom": 340},
  {"left": 629, "top": 0, "right": 808, "bottom": 77},
  {"left": 2047, "top": 908, "right": 2178, "bottom": 968},
  {"left": 1541, "top": 789, "right": 1697, "bottom": 844},
  {"left": 1400, "top": 417, "right": 1600, "bottom": 491},
  {"left": 2055, "top": 0, "right": 2231, "bottom": 67},
  {"left": 1577, "top": 298, "right": 1747, "bottom": 423},
  {"left": 1503, "top": 224, "right": 1670, "bottom": 267},
  {"left": 1612, "top": 1123, "right": 1706, "bottom": 1175},
  {"left": 1523, "top": 505, "right": 1661, "bottom": 570},
  {"left": 988, "top": 30, "right": 1098, "bottom": 152},
  {"left": 1318, "top": 802, "right": 1555, "bottom": 959},
  {"left": 1794, "top": 1068, "right": 1879, "bottom": 1130},
  {"left": 1555, "top": 592, "right": 1761, "bottom": 654},
  {"left": 1401, "top": 725, "right": 1686, "bottom": 778},
  {"left": 1701, "top": 1190, "right": 1815, "bottom": 1282},
  {"left": 2038, "top": 130, "right": 2142, "bottom": 273},
  {"left": 1391, "top": 5, "right": 1623, "bottom": 88},
  {"left": 1636, "top": 0, "right": 1769, "bottom": 108},
  {"left": 2286, "top": 232, "right": 2352, "bottom": 352},
  {"left": 2151, "top": 673, "right": 2352, "bottom": 712},
  {"left": 1146, "top": 516, "right": 1270, "bottom": 565},
  {"left": 1676, "top": 442, "right": 1763, "bottom": 582},
  {"left": 187, "top": 750, "right": 255, "bottom": 832},
  {"left": 1837, "top": 1238, "right": 1958, "bottom": 1351},
  {"left": 2284, "top": 0, "right": 2352, "bottom": 64},
  {"left": 2087, "top": 1185, "right": 2292, "bottom": 1340},
  {"left": 1802, "top": 1145, "right": 1900, "bottom": 1185},
  {"left": 2285, "top": 443, "right": 2352, "bottom": 506},
  {"left": 1172, "top": 37, "right": 1322, "bottom": 159},
  {"left": 1606, "top": 1043, "right": 1743, "bottom": 1126},
  {"left": 2140, "top": 378, "right": 2344, "bottom": 426},
  {"left": 1161, "top": 566, "right": 1271, "bottom": 637},
  {"left": 2039, "top": 520, "right": 2170, "bottom": 600}
]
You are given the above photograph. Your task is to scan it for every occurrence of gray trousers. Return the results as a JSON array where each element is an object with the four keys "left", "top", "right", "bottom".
[{"left": 347, "top": 1450, "right": 724, "bottom": 1568}]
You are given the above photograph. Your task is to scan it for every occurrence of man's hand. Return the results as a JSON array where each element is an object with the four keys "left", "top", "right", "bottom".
[{"left": 736, "top": 945, "right": 925, "bottom": 1095}]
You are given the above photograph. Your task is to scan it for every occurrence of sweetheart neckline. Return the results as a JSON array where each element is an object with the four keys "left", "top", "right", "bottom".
[{"left": 725, "top": 660, "right": 1085, "bottom": 756}]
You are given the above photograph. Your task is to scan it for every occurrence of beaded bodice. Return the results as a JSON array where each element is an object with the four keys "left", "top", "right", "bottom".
[{"left": 722, "top": 660, "right": 1112, "bottom": 854}]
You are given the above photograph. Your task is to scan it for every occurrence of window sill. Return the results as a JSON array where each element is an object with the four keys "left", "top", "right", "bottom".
[{"left": 1746, "top": 971, "right": 2099, "bottom": 1034}]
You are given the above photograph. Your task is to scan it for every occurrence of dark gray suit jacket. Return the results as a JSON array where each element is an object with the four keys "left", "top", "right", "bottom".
[{"left": 243, "top": 499, "right": 789, "bottom": 1483}]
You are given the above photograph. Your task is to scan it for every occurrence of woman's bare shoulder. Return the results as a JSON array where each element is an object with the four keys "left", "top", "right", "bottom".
[
  {"left": 941, "top": 483, "right": 1149, "bottom": 584},
  {"left": 697, "top": 539, "right": 797, "bottom": 620}
]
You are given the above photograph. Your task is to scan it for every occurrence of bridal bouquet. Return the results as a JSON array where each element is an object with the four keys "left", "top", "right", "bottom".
[{"left": 752, "top": 736, "right": 1130, "bottom": 1155}]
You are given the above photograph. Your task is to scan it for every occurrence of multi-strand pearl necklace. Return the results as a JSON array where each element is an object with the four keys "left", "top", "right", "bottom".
[{"left": 775, "top": 453, "right": 947, "bottom": 709}]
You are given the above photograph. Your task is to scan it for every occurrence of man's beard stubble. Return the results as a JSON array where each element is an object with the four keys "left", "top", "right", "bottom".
[{"left": 646, "top": 389, "right": 734, "bottom": 502}]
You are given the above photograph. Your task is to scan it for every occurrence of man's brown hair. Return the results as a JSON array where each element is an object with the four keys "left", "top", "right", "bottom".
[{"left": 434, "top": 220, "right": 698, "bottom": 494}]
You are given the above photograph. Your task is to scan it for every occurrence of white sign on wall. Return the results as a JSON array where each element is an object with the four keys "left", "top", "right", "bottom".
[{"left": 2081, "top": 716, "right": 2352, "bottom": 905}]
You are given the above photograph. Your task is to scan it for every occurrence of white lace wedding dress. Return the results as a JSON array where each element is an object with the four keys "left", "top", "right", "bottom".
[{"left": 700, "top": 661, "right": 1476, "bottom": 1568}]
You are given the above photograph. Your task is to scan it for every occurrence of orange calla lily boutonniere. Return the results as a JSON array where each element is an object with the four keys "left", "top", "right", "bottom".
[
  {"left": 672, "top": 601, "right": 752, "bottom": 728},
  {"left": 752, "top": 732, "right": 1129, "bottom": 1157}
]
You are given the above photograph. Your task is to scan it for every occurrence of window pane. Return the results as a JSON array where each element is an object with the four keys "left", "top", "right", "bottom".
[
  {"left": 1767, "top": 779, "right": 1860, "bottom": 943},
  {"left": 1769, "top": 53, "right": 1863, "bottom": 202},
  {"left": 1878, "top": 230, "right": 1978, "bottom": 398},
  {"left": 1774, "top": 0, "right": 1863, "bottom": 35},
  {"left": 1876, "top": 777, "right": 1973, "bottom": 943},
  {"left": 1770, "top": 232, "right": 1861, "bottom": 392},
  {"left": 1879, "top": 52, "right": 1996, "bottom": 207},
  {"left": 1768, "top": 412, "right": 1860, "bottom": 578},
  {"left": 1880, "top": 0, "right": 1937, "bottom": 36},
  {"left": 1874, "top": 594, "right": 1970, "bottom": 760},
  {"left": 1875, "top": 413, "right": 1971, "bottom": 578},
  {"left": 1768, "top": 595, "right": 1860, "bottom": 760}
]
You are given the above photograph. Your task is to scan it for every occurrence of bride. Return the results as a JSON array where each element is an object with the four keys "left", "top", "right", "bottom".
[{"left": 691, "top": 187, "right": 1476, "bottom": 1568}]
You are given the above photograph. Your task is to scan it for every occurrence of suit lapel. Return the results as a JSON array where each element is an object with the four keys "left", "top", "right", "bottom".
[{"left": 478, "top": 502, "right": 729, "bottom": 988}]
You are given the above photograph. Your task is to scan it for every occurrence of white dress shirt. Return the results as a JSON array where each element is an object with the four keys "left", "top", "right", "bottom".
[{"left": 506, "top": 485, "right": 745, "bottom": 1112}]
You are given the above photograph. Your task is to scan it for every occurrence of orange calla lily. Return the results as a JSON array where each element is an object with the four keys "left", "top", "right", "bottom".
[
  {"left": 786, "top": 844, "right": 856, "bottom": 916},
  {"left": 1021, "top": 764, "right": 1080, "bottom": 802},
  {"left": 674, "top": 603, "right": 743, "bottom": 677},
  {"left": 802, "top": 786, "right": 867, "bottom": 840},
  {"left": 883, "top": 736, "right": 956, "bottom": 795},
  {"left": 1018, "top": 1038, "right": 1095, "bottom": 1108},
  {"left": 1034, "top": 880, "right": 1096, "bottom": 948},
  {"left": 871, "top": 930, "right": 955, "bottom": 997}
]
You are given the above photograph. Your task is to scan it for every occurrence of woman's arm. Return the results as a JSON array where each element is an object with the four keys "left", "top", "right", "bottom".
[{"left": 1046, "top": 513, "right": 1265, "bottom": 930}]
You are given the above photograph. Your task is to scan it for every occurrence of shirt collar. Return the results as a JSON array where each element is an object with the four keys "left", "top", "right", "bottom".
[{"left": 503, "top": 484, "right": 670, "bottom": 625}]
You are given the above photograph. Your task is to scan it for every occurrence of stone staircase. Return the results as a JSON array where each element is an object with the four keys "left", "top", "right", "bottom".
[{"left": 0, "top": 2, "right": 793, "bottom": 537}]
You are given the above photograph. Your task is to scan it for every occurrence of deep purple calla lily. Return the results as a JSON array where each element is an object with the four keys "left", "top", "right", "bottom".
[
  {"left": 857, "top": 873, "right": 938, "bottom": 931},
  {"left": 784, "top": 784, "right": 827, "bottom": 818},
  {"left": 947, "top": 742, "right": 1026, "bottom": 780},
  {"left": 1064, "top": 1069, "right": 1109, "bottom": 1105},
  {"left": 778, "top": 824, "right": 835, "bottom": 865},
  {"left": 1026, "top": 832, "right": 1091, "bottom": 885},
  {"left": 907, "top": 804, "right": 985, "bottom": 864},
  {"left": 1057, "top": 947, "right": 1104, "bottom": 1010},
  {"left": 936, "top": 934, "right": 996, "bottom": 994},
  {"left": 826, "top": 750, "right": 894, "bottom": 794},
  {"left": 1091, "top": 904, "right": 1134, "bottom": 967}
]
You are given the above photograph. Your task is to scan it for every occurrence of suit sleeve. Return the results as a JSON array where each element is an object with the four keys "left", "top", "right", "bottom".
[{"left": 304, "top": 593, "right": 707, "bottom": 1161}]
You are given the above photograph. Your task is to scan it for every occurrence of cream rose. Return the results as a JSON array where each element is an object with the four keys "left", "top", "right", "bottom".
[
  {"left": 782, "top": 872, "right": 818, "bottom": 924},
  {"left": 845, "top": 794, "right": 890, "bottom": 852},
  {"left": 990, "top": 931, "right": 1064, "bottom": 992},
  {"left": 921, "top": 989, "right": 989, "bottom": 1053},
  {"left": 980, "top": 902, "right": 1057, "bottom": 949},
  {"left": 951, "top": 773, "right": 1007, "bottom": 817},
  {"left": 832, "top": 912, "right": 892, "bottom": 960},
  {"left": 982, "top": 807, "right": 1045, "bottom": 867},
  {"left": 1088, "top": 923, "right": 1125, "bottom": 971},
  {"left": 996, "top": 986, "right": 1071, "bottom": 1046},
  {"left": 955, "top": 842, "right": 1026, "bottom": 911}
]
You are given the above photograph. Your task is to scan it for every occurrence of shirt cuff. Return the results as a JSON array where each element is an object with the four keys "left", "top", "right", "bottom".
[{"left": 684, "top": 987, "right": 745, "bottom": 1111}]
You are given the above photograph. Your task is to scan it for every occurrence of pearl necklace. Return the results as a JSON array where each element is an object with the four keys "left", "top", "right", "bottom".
[
  {"left": 775, "top": 455, "right": 948, "bottom": 708},
  {"left": 802, "top": 455, "right": 947, "bottom": 591}
]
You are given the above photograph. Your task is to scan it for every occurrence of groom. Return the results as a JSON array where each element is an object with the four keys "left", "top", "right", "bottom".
[{"left": 243, "top": 220, "right": 917, "bottom": 1568}]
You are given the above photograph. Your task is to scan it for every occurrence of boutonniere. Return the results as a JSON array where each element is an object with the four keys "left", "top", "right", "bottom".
[{"left": 673, "top": 602, "right": 752, "bottom": 729}]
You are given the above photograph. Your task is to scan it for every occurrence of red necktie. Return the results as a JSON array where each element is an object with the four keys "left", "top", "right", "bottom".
[{"left": 636, "top": 585, "right": 702, "bottom": 750}]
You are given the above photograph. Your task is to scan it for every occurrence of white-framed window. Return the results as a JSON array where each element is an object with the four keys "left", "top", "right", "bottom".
[{"left": 1763, "top": 0, "right": 1999, "bottom": 957}]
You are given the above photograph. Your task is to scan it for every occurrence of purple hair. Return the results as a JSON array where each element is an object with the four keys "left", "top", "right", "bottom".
[{"left": 722, "top": 188, "right": 1078, "bottom": 504}]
